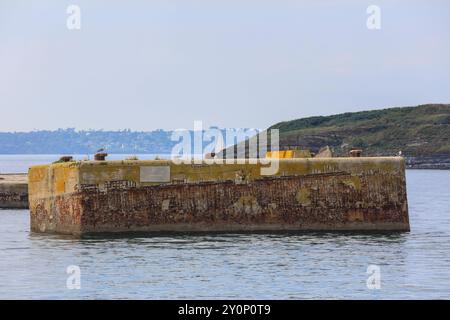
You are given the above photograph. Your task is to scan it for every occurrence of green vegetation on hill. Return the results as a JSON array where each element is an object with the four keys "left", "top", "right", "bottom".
[{"left": 269, "top": 104, "right": 450, "bottom": 157}]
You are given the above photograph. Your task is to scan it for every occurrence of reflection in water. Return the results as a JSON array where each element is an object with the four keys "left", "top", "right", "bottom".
[{"left": 0, "top": 170, "right": 449, "bottom": 299}]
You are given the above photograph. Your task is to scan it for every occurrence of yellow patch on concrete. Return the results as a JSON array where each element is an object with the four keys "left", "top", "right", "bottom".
[
  {"left": 233, "top": 195, "right": 261, "bottom": 214},
  {"left": 296, "top": 188, "right": 311, "bottom": 205},
  {"left": 266, "top": 150, "right": 312, "bottom": 159},
  {"left": 342, "top": 176, "right": 362, "bottom": 191}
]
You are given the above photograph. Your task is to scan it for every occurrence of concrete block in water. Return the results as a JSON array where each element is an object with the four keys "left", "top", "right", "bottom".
[
  {"left": 28, "top": 158, "right": 410, "bottom": 235},
  {"left": 0, "top": 174, "right": 28, "bottom": 209}
]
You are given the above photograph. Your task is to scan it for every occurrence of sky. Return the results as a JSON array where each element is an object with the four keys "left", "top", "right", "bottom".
[{"left": 0, "top": 0, "right": 449, "bottom": 132}]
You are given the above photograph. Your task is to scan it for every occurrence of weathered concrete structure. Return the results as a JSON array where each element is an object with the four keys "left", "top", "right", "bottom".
[
  {"left": 0, "top": 174, "right": 28, "bottom": 209},
  {"left": 28, "top": 157, "right": 409, "bottom": 235}
]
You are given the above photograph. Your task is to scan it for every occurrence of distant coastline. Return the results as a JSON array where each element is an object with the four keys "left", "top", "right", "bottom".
[
  {"left": 1, "top": 104, "right": 449, "bottom": 169},
  {"left": 405, "top": 154, "right": 450, "bottom": 170}
]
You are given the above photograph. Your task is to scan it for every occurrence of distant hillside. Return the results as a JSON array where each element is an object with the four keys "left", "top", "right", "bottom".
[
  {"left": 0, "top": 128, "right": 244, "bottom": 155},
  {"left": 270, "top": 104, "right": 450, "bottom": 157},
  {"left": 0, "top": 129, "right": 175, "bottom": 154},
  {"left": 218, "top": 104, "right": 450, "bottom": 168}
]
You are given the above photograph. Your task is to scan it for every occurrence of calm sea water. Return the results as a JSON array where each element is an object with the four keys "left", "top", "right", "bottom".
[{"left": 0, "top": 155, "right": 450, "bottom": 299}]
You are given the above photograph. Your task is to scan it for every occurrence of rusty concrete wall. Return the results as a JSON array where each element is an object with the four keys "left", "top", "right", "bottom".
[
  {"left": 28, "top": 163, "right": 81, "bottom": 233},
  {"left": 0, "top": 183, "right": 28, "bottom": 209},
  {"left": 29, "top": 158, "right": 409, "bottom": 235},
  {"left": 0, "top": 174, "right": 28, "bottom": 209}
]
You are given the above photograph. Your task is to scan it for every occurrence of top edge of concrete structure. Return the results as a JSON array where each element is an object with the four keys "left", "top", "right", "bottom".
[
  {"left": 28, "top": 157, "right": 405, "bottom": 170},
  {"left": 0, "top": 173, "right": 28, "bottom": 184}
]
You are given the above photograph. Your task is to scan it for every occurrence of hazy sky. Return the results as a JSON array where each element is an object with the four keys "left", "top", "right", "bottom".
[{"left": 1, "top": 0, "right": 449, "bottom": 131}]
